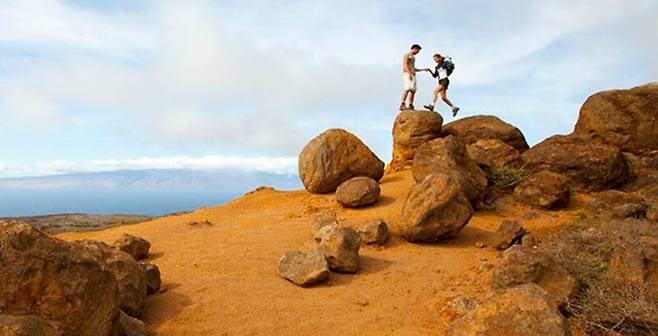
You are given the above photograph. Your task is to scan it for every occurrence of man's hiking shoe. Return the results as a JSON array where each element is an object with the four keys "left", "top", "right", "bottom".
[
  {"left": 424, "top": 104, "right": 434, "bottom": 111},
  {"left": 452, "top": 106, "right": 460, "bottom": 117},
  {"left": 399, "top": 103, "right": 406, "bottom": 111},
  {"left": 408, "top": 104, "right": 415, "bottom": 110}
]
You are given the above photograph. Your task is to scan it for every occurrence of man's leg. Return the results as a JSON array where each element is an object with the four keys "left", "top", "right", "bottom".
[
  {"left": 400, "top": 90, "right": 409, "bottom": 109},
  {"left": 409, "top": 91, "right": 415, "bottom": 107}
]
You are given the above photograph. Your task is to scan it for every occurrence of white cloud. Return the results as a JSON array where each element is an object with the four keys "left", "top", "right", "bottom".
[{"left": 0, "top": 155, "right": 298, "bottom": 178}]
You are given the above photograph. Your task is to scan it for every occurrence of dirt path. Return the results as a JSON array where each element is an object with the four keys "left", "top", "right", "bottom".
[{"left": 57, "top": 170, "right": 583, "bottom": 335}]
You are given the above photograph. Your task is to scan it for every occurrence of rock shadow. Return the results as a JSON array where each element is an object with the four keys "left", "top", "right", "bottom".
[{"left": 143, "top": 282, "right": 193, "bottom": 335}]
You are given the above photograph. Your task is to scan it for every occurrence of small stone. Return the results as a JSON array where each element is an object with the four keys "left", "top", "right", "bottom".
[
  {"left": 139, "top": 261, "right": 161, "bottom": 294},
  {"left": 475, "top": 241, "right": 486, "bottom": 248},
  {"left": 311, "top": 211, "right": 338, "bottom": 242},
  {"left": 335, "top": 177, "right": 381, "bottom": 207},
  {"left": 278, "top": 250, "right": 330, "bottom": 287},
  {"left": 357, "top": 219, "right": 388, "bottom": 245},
  {"left": 492, "top": 220, "right": 527, "bottom": 250},
  {"left": 112, "top": 234, "right": 151, "bottom": 260},
  {"left": 521, "top": 234, "right": 536, "bottom": 248},
  {"left": 317, "top": 224, "right": 361, "bottom": 273}
]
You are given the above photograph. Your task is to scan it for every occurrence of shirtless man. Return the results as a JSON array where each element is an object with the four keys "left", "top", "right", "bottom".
[{"left": 400, "top": 44, "right": 423, "bottom": 111}]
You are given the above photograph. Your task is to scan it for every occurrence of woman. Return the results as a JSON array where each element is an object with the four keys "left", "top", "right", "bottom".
[{"left": 424, "top": 53, "right": 460, "bottom": 117}]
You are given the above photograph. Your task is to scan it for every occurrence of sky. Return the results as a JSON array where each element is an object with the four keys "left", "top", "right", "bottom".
[{"left": 1, "top": 0, "right": 657, "bottom": 178}]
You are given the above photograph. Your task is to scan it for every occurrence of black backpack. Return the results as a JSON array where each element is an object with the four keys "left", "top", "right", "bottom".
[{"left": 443, "top": 57, "right": 455, "bottom": 76}]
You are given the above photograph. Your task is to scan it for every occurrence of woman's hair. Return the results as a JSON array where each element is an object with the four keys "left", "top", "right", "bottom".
[{"left": 433, "top": 53, "right": 443, "bottom": 59}]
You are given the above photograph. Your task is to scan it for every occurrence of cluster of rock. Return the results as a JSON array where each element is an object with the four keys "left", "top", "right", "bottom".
[
  {"left": 0, "top": 221, "right": 161, "bottom": 336},
  {"left": 278, "top": 211, "right": 388, "bottom": 287}
]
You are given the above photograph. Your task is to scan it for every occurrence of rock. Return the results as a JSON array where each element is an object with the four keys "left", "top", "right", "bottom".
[
  {"left": 139, "top": 261, "right": 162, "bottom": 294},
  {"left": 0, "top": 222, "right": 120, "bottom": 336},
  {"left": 316, "top": 224, "right": 361, "bottom": 273},
  {"left": 311, "top": 211, "right": 338, "bottom": 242},
  {"left": 76, "top": 240, "right": 148, "bottom": 318},
  {"left": 623, "top": 152, "right": 641, "bottom": 180},
  {"left": 587, "top": 190, "right": 648, "bottom": 219},
  {"left": 445, "top": 284, "right": 570, "bottom": 336},
  {"left": 513, "top": 170, "right": 571, "bottom": 210},
  {"left": 466, "top": 139, "right": 524, "bottom": 171},
  {"left": 441, "top": 296, "right": 477, "bottom": 322},
  {"left": 117, "top": 311, "right": 146, "bottom": 336},
  {"left": 298, "top": 129, "right": 385, "bottom": 194},
  {"left": 335, "top": 177, "right": 380, "bottom": 208},
  {"left": 573, "top": 82, "right": 658, "bottom": 156},
  {"left": 390, "top": 110, "right": 443, "bottom": 171},
  {"left": 442, "top": 115, "right": 529, "bottom": 152},
  {"left": 492, "top": 220, "right": 527, "bottom": 250},
  {"left": 491, "top": 245, "right": 576, "bottom": 307},
  {"left": 521, "top": 134, "right": 630, "bottom": 191},
  {"left": 521, "top": 234, "right": 537, "bottom": 248},
  {"left": 112, "top": 234, "right": 151, "bottom": 260},
  {"left": 357, "top": 219, "right": 388, "bottom": 245},
  {"left": 412, "top": 136, "right": 488, "bottom": 204},
  {"left": 278, "top": 250, "right": 330, "bottom": 287},
  {"left": 400, "top": 173, "right": 474, "bottom": 242},
  {"left": 641, "top": 150, "right": 658, "bottom": 169},
  {"left": 0, "top": 315, "right": 61, "bottom": 336}
]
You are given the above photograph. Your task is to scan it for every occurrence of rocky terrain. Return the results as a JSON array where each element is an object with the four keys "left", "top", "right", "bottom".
[
  {"left": 0, "top": 214, "right": 152, "bottom": 234},
  {"left": 1, "top": 82, "right": 657, "bottom": 335}
]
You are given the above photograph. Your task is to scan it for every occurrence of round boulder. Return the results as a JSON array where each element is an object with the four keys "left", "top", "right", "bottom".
[
  {"left": 299, "top": 129, "right": 385, "bottom": 194},
  {"left": 390, "top": 110, "right": 443, "bottom": 171},
  {"left": 574, "top": 82, "right": 658, "bottom": 156},
  {"left": 0, "top": 222, "right": 120, "bottom": 336},
  {"left": 521, "top": 134, "right": 630, "bottom": 191},
  {"left": 513, "top": 170, "right": 571, "bottom": 210},
  {"left": 400, "top": 173, "right": 474, "bottom": 242},
  {"left": 278, "top": 250, "right": 330, "bottom": 287},
  {"left": 412, "top": 136, "right": 488, "bottom": 204},
  {"left": 446, "top": 284, "right": 570, "bottom": 336},
  {"left": 335, "top": 177, "right": 381, "bottom": 208},
  {"left": 442, "top": 115, "right": 529, "bottom": 152}
]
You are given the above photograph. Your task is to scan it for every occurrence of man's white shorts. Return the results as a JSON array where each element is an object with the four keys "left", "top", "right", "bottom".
[{"left": 402, "top": 73, "right": 417, "bottom": 92}]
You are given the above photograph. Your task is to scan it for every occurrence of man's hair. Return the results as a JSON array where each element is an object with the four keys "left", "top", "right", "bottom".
[{"left": 411, "top": 44, "right": 422, "bottom": 50}]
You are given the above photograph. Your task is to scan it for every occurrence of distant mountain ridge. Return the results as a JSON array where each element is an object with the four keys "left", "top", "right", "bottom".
[{"left": 0, "top": 169, "right": 302, "bottom": 217}]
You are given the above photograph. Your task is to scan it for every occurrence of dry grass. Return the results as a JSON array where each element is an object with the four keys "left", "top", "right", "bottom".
[{"left": 541, "top": 218, "right": 658, "bottom": 335}]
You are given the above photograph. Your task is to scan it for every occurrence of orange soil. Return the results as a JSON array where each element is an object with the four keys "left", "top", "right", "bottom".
[{"left": 57, "top": 170, "right": 586, "bottom": 335}]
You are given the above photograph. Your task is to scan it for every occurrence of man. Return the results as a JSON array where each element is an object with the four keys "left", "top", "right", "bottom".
[
  {"left": 424, "top": 53, "right": 460, "bottom": 117},
  {"left": 400, "top": 44, "right": 423, "bottom": 111}
]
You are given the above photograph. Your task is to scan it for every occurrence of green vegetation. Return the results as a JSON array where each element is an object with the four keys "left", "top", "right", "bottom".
[{"left": 484, "top": 166, "right": 530, "bottom": 189}]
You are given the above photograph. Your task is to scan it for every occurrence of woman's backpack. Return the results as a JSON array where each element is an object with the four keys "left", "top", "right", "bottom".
[{"left": 443, "top": 57, "right": 455, "bottom": 76}]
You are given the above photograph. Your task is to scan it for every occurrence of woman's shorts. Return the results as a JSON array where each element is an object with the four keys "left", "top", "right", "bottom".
[{"left": 439, "top": 78, "right": 450, "bottom": 90}]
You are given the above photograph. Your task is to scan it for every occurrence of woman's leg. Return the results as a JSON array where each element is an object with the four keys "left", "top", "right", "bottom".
[
  {"left": 440, "top": 87, "right": 454, "bottom": 108},
  {"left": 431, "top": 86, "right": 441, "bottom": 106}
]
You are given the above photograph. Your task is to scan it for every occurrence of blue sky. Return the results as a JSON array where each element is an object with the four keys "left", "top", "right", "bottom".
[{"left": 1, "top": 0, "right": 656, "bottom": 178}]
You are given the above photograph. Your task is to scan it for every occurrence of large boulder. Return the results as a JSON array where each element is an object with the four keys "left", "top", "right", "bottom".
[
  {"left": 75, "top": 240, "right": 148, "bottom": 318},
  {"left": 335, "top": 177, "right": 380, "bottom": 208},
  {"left": 298, "top": 129, "right": 384, "bottom": 194},
  {"left": 445, "top": 284, "right": 570, "bottom": 336},
  {"left": 442, "top": 115, "right": 529, "bottom": 152},
  {"left": 390, "top": 110, "right": 443, "bottom": 171},
  {"left": 278, "top": 250, "right": 330, "bottom": 287},
  {"left": 316, "top": 224, "right": 361, "bottom": 273},
  {"left": 466, "top": 139, "right": 524, "bottom": 171},
  {"left": 574, "top": 82, "right": 658, "bottom": 156},
  {"left": 491, "top": 245, "right": 576, "bottom": 307},
  {"left": 521, "top": 134, "right": 630, "bottom": 191},
  {"left": 400, "top": 173, "right": 474, "bottom": 242},
  {"left": 112, "top": 234, "right": 151, "bottom": 261},
  {"left": 412, "top": 136, "right": 488, "bottom": 204},
  {"left": 0, "top": 222, "right": 120, "bottom": 336},
  {"left": 513, "top": 170, "right": 571, "bottom": 210}
]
